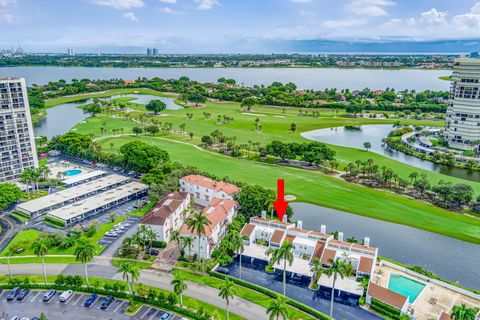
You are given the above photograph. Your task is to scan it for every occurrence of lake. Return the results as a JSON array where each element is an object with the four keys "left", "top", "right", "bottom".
[
  {"left": 291, "top": 202, "right": 480, "bottom": 289},
  {"left": 302, "top": 124, "right": 480, "bottom": 182},
  {"left": 0, "top": 66, "right": 450, "bottom": 91},
  {"left": 34, "top": 94, "right": 181, "bottom": 138}
]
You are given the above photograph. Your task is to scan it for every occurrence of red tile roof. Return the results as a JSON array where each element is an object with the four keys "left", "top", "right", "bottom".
[
  {"left": 312, "top": 241, "right": 326, "bottom": 260},
  {"left": 182, "top": 175, "right": 240, "bottom": 195},
  {"left": 139, "top": 192, "right": 189, "bottom": 226},
  {"left": 270, "top": 230, "right": 285, "bottom": 244},
  {"left": 241, "top": 223, "right": 255, "bottom": 237},
  {"left": 438, "top": 312, "right": 450, "bottom": 320},
  {"left": 368, "top": 283, "right": 408, "bottom": 310},
  {"left": 358, "top": 256, "right": 374, "bottom": 274},
  {"left": 181, "top": 198, "right": 237, "bottom": 238},
  {"left": 321, "top": 249, "right": 337, "bottom": 265},
  {"left": 284, "top": 234, "right": 296, "bottom": 244}
]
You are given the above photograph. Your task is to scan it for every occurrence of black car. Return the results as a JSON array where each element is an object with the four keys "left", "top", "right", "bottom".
[
  {"left": 217, "top": 267, "right": 230, "bottom": 275},
  {"left": 148, "top": 248, "right": 160, "bottom": 255},
  {"left": 6, "top": 287, "right": 20, "bottom": 301},
  {"left": 100, "top": 296, "right": 114, "bottom": 310},
  {"left": 43, "top": 289, "right": 56, "bottom": 302},
  {"left": 16, "top": 288, "right": 30, "bottom": 301},
  {"left": 84, "top": 293, "right": 98, "bottom": 308}
]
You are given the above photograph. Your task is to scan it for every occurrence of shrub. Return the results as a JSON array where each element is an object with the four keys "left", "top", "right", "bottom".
[
  {"left": 44, "top": 215, "right": 66, "bottom": 228},
  {"left": 151, "top": 241, "right": 167, "bottom": 249}
]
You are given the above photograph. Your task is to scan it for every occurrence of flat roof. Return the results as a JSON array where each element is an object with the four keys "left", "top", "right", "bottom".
[
  {"left": 48, "top": 181, "right": 147, "bottom": 221},
  {"left": 62, "top": 170, "right": 106, "bottom": 185},
  {"left": 318, "top": 275, "right": 363, "bottom": 295},
  {"left": 17, "top": 174, "right": 130, "bottom": 214}
]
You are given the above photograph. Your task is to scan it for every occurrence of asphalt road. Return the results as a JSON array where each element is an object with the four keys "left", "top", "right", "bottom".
[{"left": 0, "top": 262, "right": 266, "bottom": 320}]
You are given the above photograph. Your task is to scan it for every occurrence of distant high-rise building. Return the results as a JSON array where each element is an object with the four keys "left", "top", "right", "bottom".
[
  {"left": 445, "top": 58, "right": 480, "bottom": 150},
  {"left": 470, "top": 52, "right": 480, "bottom": 58},
  {"left": 152, "top": 48, "right": 158, "bottom": 56},
  {"left": 67, "top": 48, "right": 75, "bottom": 56},
  {"left": 0, "top": 77, "right": 38, "bottom": 182},
  {"left": 147, "top": 48, "right": 153, "bottom": 56},
  {"left": 147, "top": 48, "right": 158, "bottom": 56}
]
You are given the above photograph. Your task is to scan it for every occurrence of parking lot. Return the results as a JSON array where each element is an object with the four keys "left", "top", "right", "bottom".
[
  {"left": 98, "top": 215, "right": 142, "bottom": 250},
  {"left": 0, "top": 289, "right": 183, "bottom": 320}
]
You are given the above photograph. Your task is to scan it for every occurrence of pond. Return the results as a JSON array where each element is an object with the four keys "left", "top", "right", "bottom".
[
  {"left": 34, "top": 94, "right": 181, "bottom": 139},
  {"left": 0, "top": 66, "right": 450, "bottom": 91},
  {"left": 291, "top": 202, "right": 480, "bottom": 290},
  {"left": 302, "top": 124, "right": 480, "bottom": 182}
]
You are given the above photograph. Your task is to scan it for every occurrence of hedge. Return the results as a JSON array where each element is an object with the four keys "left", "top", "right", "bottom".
[
  {"left": 371, "top": 298, "right": 402, "bottom": 320},
  {"left": 44, "top": 215, "right": 66, "bottom": 228},
  {"left": 209, "top": 270, "right": 333, "bottom": 320},
  {"left": 151, "top": 240, "right": 167, "bottom": 249}
]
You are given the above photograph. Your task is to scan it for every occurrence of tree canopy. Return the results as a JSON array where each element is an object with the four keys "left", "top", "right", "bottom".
[
  {"left": 119, "top": 141, "right": 170, "bottom": 173},
  {"left": 0, "top": 183, "right": 23, "bottom": 210},
  {"left": 145, "top": 99, "right": 167, "bottom": 114}
]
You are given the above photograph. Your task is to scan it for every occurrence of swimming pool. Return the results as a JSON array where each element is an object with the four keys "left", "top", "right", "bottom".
[
  {"left": 63, "top": 169, "right": 82, "bottom": 177},
  {"left": 388, "top": 274, "right": 426, "bottom": 303}
]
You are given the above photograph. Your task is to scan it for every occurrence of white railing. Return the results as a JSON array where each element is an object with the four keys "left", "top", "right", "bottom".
[{"left": 380, "top": 260, "right": 480, "bottom": 301}]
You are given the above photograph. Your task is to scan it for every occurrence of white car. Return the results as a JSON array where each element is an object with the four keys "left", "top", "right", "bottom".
[
  {"left": 105, "top": 232, "right": 118, "bottom": 237},
  {"left": 59, "top": 290, "right": 73, "bottom": 302}
]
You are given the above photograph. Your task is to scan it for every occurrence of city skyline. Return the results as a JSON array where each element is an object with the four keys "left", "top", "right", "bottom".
[{"left": 0, "top": 0, "right": 480, "bottom": 53}]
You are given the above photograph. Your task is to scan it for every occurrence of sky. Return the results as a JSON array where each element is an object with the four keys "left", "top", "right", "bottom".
[{"left": 1, "top": 0, "right": 480, "bottom": 53}]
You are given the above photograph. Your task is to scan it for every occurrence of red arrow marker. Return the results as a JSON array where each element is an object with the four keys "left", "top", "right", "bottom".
[{"left": 273, "top": 179, "right": 288, "bottom": 222}]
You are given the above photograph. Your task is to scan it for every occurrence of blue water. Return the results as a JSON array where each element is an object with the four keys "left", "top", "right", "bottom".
[
  {"left": 64, "top": 169, "right": 82, "bottom": 177},
  {"left": 388, "top": 274, "right": 426, "bottom": 303}
]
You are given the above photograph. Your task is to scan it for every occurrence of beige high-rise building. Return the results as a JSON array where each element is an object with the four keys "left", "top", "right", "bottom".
[
  {"left": 0, "top": 77, "right": 38, "bottom": 182},
  {"left": 445, "top": 58, "right": 480, "bottom": 150}
]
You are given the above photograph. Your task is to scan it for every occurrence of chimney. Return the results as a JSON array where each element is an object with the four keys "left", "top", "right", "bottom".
[
  {"left": 364, "top": 237, "right": 370, "bottom": 247},
  {"left": 338, "top": 232, "right": 344, "bottom": 242},
  {"left": 282, "top": 215, "right": 288, "bottom": 223},
  {"left": 297, "top": 220, "right": 303, "bottom": 230},
  {"left": 261, "top": 210, "right": 267, "bottom": 219},
  {"left": 321, "top": 224, "right": 326, "bottom": 234}
]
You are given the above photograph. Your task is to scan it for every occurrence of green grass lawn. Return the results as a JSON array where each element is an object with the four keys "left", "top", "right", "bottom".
[{"left": 93, "top": 135, "right": 480, "bottom": 244}]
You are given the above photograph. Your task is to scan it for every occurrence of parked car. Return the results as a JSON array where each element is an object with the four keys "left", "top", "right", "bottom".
[
  {"left": 16, "top": 288, "right": 30, "bottom": 301},
  {"left": 147, "top": 248, "right": 160, "bottom": 255},
  {"left": 159, "top": 312, "right": 173, "bottom": 320},
  {"left": 8, "top": 316, "right": 20, "bottom": 320},
  {"left": 59, "top": 290, "right": 73, "bottom": 302},
  {"left": 84, "top": 293, "right": 98, "bottom": 307},
  {"left": 105, "top": 231, "right": 118, "bottom": 237},
  {"left": 217, "top": 267, "right": 230, "bottom": 275},
  {"left": 100, "top": 296, "right": 114, "bottom": 309},
  {"left": 43, "top": 289, "right": 56, "bottom": 302},
  {"left": 6, "top": 287, "right": 20, "bottom": 301}
]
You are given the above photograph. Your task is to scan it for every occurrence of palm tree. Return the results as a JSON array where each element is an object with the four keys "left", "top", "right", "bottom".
[
  {"left": 324, "top": 258, "right": 353, "bottom": 318},
  {"left": 309, "top": 257, "right": 324, "bottom": 289},
  {"left": 229, "top": 230, "right": 245, "bottom": 280},
  {"left": 117, "top": 262, "right": 133, "bottom": 296},
  {"left": 269, "top": 240, "right": 294, "bottom": 296},
  {"left": 218, "top": 278, "right": 236, "bottom": 320},
  {"left": 266, "top": 296, "right": 288, "bottom": 320},
  {"left": 74, "top": 239, "right": 96, "bottom": 287},
  {"left": 31, "top": 237, "right": 49, "bottom": 284},
  {"left": 170, "top": 230, "right": 181, "bottom": 250},
  {"left": 171, "top": 271, "right": 188, "bottom": 307},
  {"left": 129, "top": 264, "right": 141, "bottom": 295},
  {"left": 181, "top": 236, "right": 193, "bottom": 258},
  {"left": 185, "top": 211, "right": 210, "bottom": 274},
  {"left": 451, "top": 304, "right": 478, "bottom": 320},
  {"left": 7, "top": 242, "right": 23, "bottom": 279}
]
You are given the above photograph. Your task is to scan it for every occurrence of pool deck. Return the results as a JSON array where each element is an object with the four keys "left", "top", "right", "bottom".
[
  {"left": 373, "top": 263, "right": 480, "bottom": 320},
  {"left": 47, "top": 160, "right": 92, "bottom": 180}
]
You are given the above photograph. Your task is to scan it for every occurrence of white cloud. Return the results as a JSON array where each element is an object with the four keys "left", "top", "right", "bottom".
[
  {"left": 0, "top": 0, "right": 17, "bottom": 23},
  {"left": 195, "top": 0, "right": 219, "bottom": 10},
  {"left": 345, "top": 0, "right": 394, "bottom": 17},
  {"left": 420, "top": 8, "right": 448, "bottom": 26},
  {"left": 122, "top": 11, "right": 138, "bottom": 20},
  {"left": 89, "top": 0, "right": 144, "bottom": 9},
  {"left": 159, "top": 6, "right": 184, "bottom": 14},
  {"left": 452, "top": 2, "right": 480, "bottom": 30},
  {"left": 322, "top": 19, "right": 367, "bottom": 28},
  {"left": 159, "top": 0, "right": 177, "bottom": 3}
]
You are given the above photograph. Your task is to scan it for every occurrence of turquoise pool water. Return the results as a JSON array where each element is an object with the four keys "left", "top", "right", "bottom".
[
  {"left": 64, "top": 169, "right": 82, "bottom": 177},
  {"left": 388, "top": 274, "right": 426, "bottom": 303}
]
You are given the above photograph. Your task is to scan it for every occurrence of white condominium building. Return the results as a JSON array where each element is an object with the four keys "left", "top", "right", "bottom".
[
  {"left": 0, "top": 77, "right": 38, "bottom": 182},
  {"left": 445, "top": 58, "right": 480, "bottom": 150}
]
